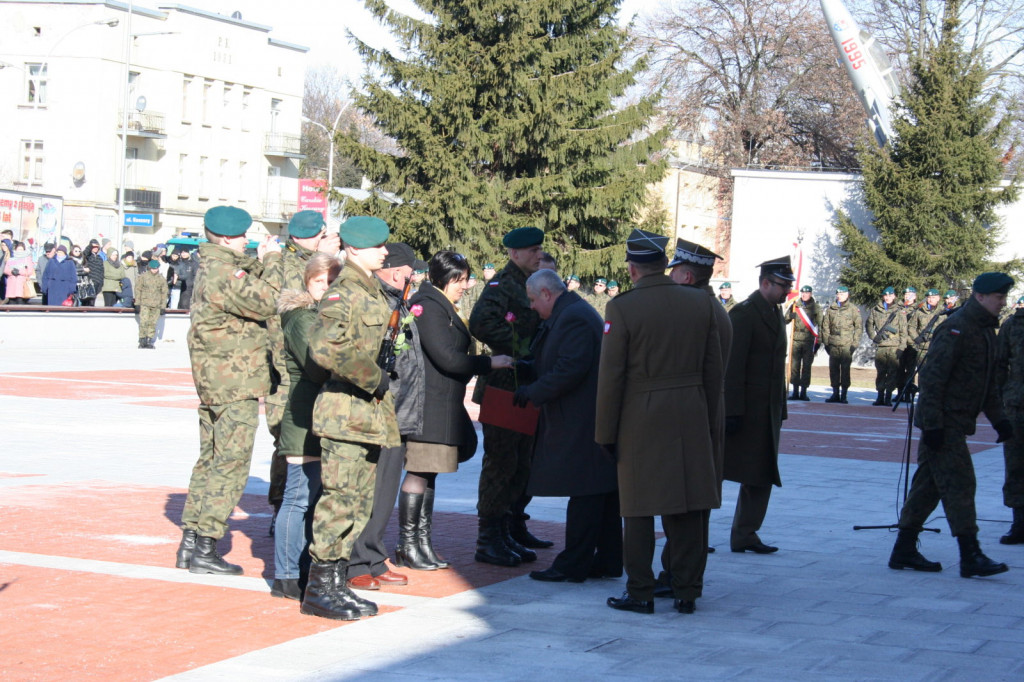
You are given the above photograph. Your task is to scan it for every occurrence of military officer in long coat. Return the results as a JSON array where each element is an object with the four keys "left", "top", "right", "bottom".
[
  {"left": 597, "top": 229, "right": 723, "bottom": 615},
  {"left": 723, "top": 256, "right": 793, "bottom": 554}
]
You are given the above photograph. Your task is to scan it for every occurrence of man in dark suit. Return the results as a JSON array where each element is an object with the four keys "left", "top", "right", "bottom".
[
  {"left": 596, "top": 229, "right": 723, "bottom": 615},
  {"left": 724, "top": 256, "right": 793, "bottom": 554},
  {"left": 513, "top": 269, "right": 620, "bottom": 583}
]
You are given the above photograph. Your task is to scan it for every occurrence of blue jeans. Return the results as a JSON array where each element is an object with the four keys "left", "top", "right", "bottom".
[{"left": 274, "top": 460, "right": 322, "bottom": 580}]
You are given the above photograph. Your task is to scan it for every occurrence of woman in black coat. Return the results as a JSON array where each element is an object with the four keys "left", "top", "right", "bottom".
[
  {"left": 81, "top": 239, "right": 104, "bottom": 306},
  {"left": 398, "top": 251, "right": 513, "bottom": 569}
]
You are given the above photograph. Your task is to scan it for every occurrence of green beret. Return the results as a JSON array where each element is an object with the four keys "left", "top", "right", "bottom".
[
  {"left": 1018, "top": 296, "right": 1024, "bottom": 304},
  {"left": 502, "top": 226, "right": 544, "bottom": 249},
  {"left": 148, "top": 259, "right": 160, "bottom": 269},
  {"left": 607, "top": 280, "right": 619, "bottom": 288},
  {"left": 882, "top": 286, "right": 895, "bottom": 295},
  {"left": 204, "top": 205, "right": 252, "bottom": 237},
  {"left": 340, "top": 216, "right": 389, "bottom": 248},
  {"left": 288, "top": 210, "right": 325, "bottom": 239},
  {"left": 484, "top": 263, "right": 495, "bottom": 269},
  {"left": 973, "top": 272, "right": 1014, "bottom": 295},
  {"left": 469, "top": 273, "right": 478, "bottom": 280},
  {"left": 719, "top": 282, "right": 731, "bottom": 289},
  {"left": 568, "top": 274, "right": 580, "bottom": 282},
  {"left": 926, "top": 288, "right": 939, "bottom": 296},
  {"left": 904, "top": 286, "right": 917, "bottom": 293},
  {"left": 836, "top": 286, "right": 849, "bottom": 293},
  {"left": 945, "top": 290, "right": 957, "bottom": 298},
  {"left": 595, "top": 277, "right": 607, "bottom": 284},
  {"left": 800, "top": 285, "right": 812, "bottom": 293}
]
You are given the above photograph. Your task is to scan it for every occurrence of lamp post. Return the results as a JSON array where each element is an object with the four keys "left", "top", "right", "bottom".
[
  {"left": 302, "top": 101, "right": 351, "bottom": 191},
  {"left": 38, "top": 18, "right": 120, "bottom": 105}
]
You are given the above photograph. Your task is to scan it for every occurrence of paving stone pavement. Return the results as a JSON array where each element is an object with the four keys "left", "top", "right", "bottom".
[{"left": 1, "top": 342, "right": 1022, "bottom": 681}]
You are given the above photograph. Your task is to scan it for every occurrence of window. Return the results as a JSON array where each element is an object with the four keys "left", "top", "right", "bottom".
[
  {"left": 182, "top": 75, "right": 193, "bottom": 122},
  {"left": 202, "top": 79, "right": 213, "bottom": 125},
  {"left": 25, "top": 63, "right": 47, "bottom": 105},
  {"left": 238, "top": 161, "right": 247, "bottom": 202},
  {"left": 219, "top": 159, "right": 228, "bottom": 200},
  {"left": 199, "top": 156, "right": 209, "bottom": 198},
  {"left": 20, "top": 140, "right": 44, "bottom": 184},
  {"left": 126, "top": 146, "right": 139, "bottom": 187},
  {"left": 269, "top": 98, "right": 282, "bottom": 133},
  {"left": 222, "top": 83, "right": 234, "bottom": 128},
  {"left": 178, "top": 154, "right": 189, "bottom": 196},
  {"left": 241, "top": 87, "right": 252, "bottom": 131}
]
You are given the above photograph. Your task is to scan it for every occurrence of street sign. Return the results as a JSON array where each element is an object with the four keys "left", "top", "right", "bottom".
[{"left": 124, "top": 213, "right": 154, "bottom": 227}]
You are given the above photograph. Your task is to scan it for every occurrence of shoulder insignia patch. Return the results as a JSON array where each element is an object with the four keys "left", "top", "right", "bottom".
[
  {"left": 326, "top": 293, "right": 341, "bottom": 301},
  {"left": 949, "top": 328, "right": 960, "bottom": 336},
  {"left": 488, "top": 279, "right": 500, "bottom": 286},
  {"left": 603, "top": 321, "right": 612, "bottom": 334},
  {"left": 233, "top": 269, "right": 246, "bottom": 279}
]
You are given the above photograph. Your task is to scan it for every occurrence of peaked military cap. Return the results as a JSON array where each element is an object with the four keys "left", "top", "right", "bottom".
[
  {"left": 607, "top": 280, "right": 619, "bottom": 288},
  {"left": 836, "top": 285, "right": 849, "bottom": 293},
  {"left": 972, "top": 272, "right": 1014, "bottom": 295},
  {"left": 341, "top": 216, "right": 389, "bottom": 248},
  {"left": 288, "top": 210, "right": 326, "bottom": 239},
  {"left": 205, "top": 206, "right": 252, "bottom": 237},
  {"left": 945, "top": 290, "right": 958, "bottom": 298},
  {"left": 800, "top": 285, "right": 812, "bottom": 293},
  {"left": 719, "top": 282, "right": 731, "bottom": 289},
  {"left": 882, "top": 286, "right": 896, "bottom": 295},
  {"left": 667, "top": 238, "right": 722, "bottom": 269},
  {"left": 502, "top": 227, "right": 544, "bottom": 249},
  {"left": 624, "top": 228, "right": 669, "bottom": 263},
  {"left": 926, "top": 288, "right": 940, "bottom": 296},
  {"left": 381, "top": 242, "right": 427, "bottom": 271},
  {"left": 757, "top": 255, "right": 795, "bottom": 281}
]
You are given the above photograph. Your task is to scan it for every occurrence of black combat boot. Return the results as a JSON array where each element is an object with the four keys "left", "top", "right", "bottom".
[
  {"left": 1000, "top": 508, "right": 1024, "bottom": 544},
  {"left": 839, "top": 387, "right": 849, "bottom": 404},
  {"left": 138, "top": 338, "right": 148, "bottom": 349},
  {"left": 883, "top": 390, "right": 893, "bottom": 406},
  {"left": 957, "top": 534, "right": 1009, "bottom": 578},
  {"left": 417, "top": 488, "right": 450, "bottom": 569},
  {"left": 175, "top": 528, "right": 197, "bottom": 569},
  {"left": 798, "top": 387, "right": 810, "bottom": 401},
  {"left": 330, "top": 562, "right": 378, "bottom": 616},
  {"left": 270, "top": 578, "right": 302, "bottom": 600},
  {"left": 394, "top": 492, "right": 440, "bottom": 570},
  {"left": 888, "top": 529, "right": 942, "bottom": 572},
  {"left": 502, "top": 513, "right": 537, "bottom": 562},
  {"left": 788, "top": 385, "right": 800, "bottom": 401},
  {"left": 474, "top": 516, "right": 521, "bottom": 566},
  {"left": 825, "top": 387, "right": 841, "bottom": 403},
  {"left": 510, "top": 512, "right": 554, "bottom": 549},
  {"left": 188, "top": 535, "right": 243, "bottom": 575},
  {"left": 145, "top": 337, "right": 156, "bottom": 349},
  {"left": 872, "top": 391, "right": 885, "bottom": 406},
  {"left": 300, "top": 562, "right": 361, "bottom": 620}
]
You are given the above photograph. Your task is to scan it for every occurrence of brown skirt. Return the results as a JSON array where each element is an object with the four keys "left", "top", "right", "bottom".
[{"left": 404, "top": 441, "right": 458, "bottom": 473}]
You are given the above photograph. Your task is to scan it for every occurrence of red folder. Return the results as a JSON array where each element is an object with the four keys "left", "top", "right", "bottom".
[{"left": 478, "top": 386, "right": 540, "bottom": 436}]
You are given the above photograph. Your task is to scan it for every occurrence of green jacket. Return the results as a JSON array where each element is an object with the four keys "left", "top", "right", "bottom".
[
  {"left": 785, "top": 297, "right": 821, "bottom": 342},
  {"left": 719, "top": 296, "right": 737, "bottom": 312},
  {"left": 279, "top": 290, "right": 330, "bottom": 457},
  {"left": 997, "top": 308, "right": 1024, "bottom": 412},
  {"left": 911, "top": 303, "right": 944, "bottom": 352},
  {"left": 866, "top": 301, "right": 906, "bottom": 349},
  {"left": 915, "top": 297, "right": 1005, "bottom": 434},
  {"left": 820, "top": 300, "right": 861, "bottom": 349},
  {"left": 135, "top": 270, "right": 168, "bottom": 309},
  {"left": 102, "top": 259, "right": 126, "bottom": 293},
  {"left": 468, "top": 260, "right": 540, "bottom": 391},
  {"left": 308, "top": 262, "right": 400, "bottom": 447},
  {"left": 261, "top": 242, "right": 315, "bottom": 400},
  {"left": 187, "top": 242, "right": 279, "bottom": 405}
]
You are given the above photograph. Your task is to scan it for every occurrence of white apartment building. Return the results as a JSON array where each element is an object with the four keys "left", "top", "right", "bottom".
[{"left": 0, "top": 0, "right": 308, "bottom": 251}]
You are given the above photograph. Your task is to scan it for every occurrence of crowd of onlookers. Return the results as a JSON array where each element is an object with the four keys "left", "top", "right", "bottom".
[{"left": 0, "top": 230, "right": 198, "bottom": 310}]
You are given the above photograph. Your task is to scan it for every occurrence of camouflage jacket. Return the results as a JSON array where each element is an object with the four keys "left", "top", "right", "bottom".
[
  {"left": 820, "top": 300, "right": 861, "bottom": 349},
  {"left": 997, "top": 309, "right": 1024, "bottom": 412},
  {"left": 187, "top": 242, "right": 280, "bottom": 405},
  {"left": 468, "top": 260, "right": 540, "bottom": 391},
  {"left": 915, "top": 297, "right": 1005, "bottom": 434},
  {"left": 910, "top": 304, "right": 944, "bottom": 352},
  {"left": 866, "top": 301, "right": 907, "bottom": 349},
  {"left": 308, "top": 262, "right": 399, "bottom": 447},
  {"left": 135, "top": 269, "right": 168, "bottom": 309},
  {"left": 785, "top": 297, "right": 821, "bottom": 342},
  {"left": 719, "top": 296, "right": 737, "bottom": 312},
  {"left": 898, "top": 303, "right": 923, "bottom": 350},
  {"left": 261, "top": 241, "right": 316, "bottom": 398}
]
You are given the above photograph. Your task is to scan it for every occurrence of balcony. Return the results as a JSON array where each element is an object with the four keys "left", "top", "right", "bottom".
[
  {"left": 115, "top": 187, "right": 162, "bottom": 211},
  {"left": 264, "top": 133, "right": 305, "bottom": 159},
  {"left": 262, "top": 199, "right": 297, "bottom": 223},
  {"left": 118, "top": 110, "right": 168, "bottom": 139}
]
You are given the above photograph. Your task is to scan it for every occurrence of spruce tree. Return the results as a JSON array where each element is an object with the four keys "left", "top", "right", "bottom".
[
  {"left": 337, "top": 0, "right": 667, "bottom": 276},
  {"left": 834, "top": 0, "right": 1018, "bottom": 303}
]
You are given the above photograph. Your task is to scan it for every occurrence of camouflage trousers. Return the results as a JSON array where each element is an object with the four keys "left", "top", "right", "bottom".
[
  {"left": 827, "top": 345, "right": 853, "bottom": 389},
  {"left": 138, "top": 305, "right": 160, "bottom": 339},
  {"left": 1004, "top": 409, "right": 1024, "bottom": 508},
  {"left": 264, "top": 390, "right": 287, "bottom": 509},
  {"left": 873, "top": 346, "right": 901, "bottom": 392},
  {"left": 898, "top": 426, "right": 977, "bottom": 537},
  {"left": 181, "top": 399, "right": 259, "bottom": 539},
  {"left": 308, "top": 439, "right": 378, "bottom": 563},
  {"left": 477, "top": 424, "right": 534, "bottom": 518},
  {"left": 789, "top": 337, "right": 815, "bottom": 388}
]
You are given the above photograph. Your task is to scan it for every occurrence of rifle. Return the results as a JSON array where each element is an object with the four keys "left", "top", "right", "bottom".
[
  {"left": 376, "top": 277, "right": 414, "bottom": 374},
  {"left": 871, "top": 308, "right": 901, "bottom": 344}
]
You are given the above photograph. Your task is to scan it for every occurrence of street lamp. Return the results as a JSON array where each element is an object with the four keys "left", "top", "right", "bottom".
[
  {"left": 36, "top": 18, "right": 119, "bottom": 105},
  {"left": 302, "top": 101, "right": 351, "bottom": 191}
]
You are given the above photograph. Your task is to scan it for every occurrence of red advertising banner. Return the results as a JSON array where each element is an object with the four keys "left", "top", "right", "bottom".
[{"left": 298, "top": 179, "right": 328, "bottom": 218}]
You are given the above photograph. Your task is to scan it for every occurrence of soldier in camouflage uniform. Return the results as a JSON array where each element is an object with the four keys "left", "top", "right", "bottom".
[
  {"left": 819, "top": 286, "right": 861, "bottom": 404},
  {"left": 261, "top": 210, "right": 340, "bottom": 533},
  {"left": 177, "top": 206, "right": 282, "bottom": 576},
  {"left": 459, "top": 272, "right": 480, "bottom": 317},
  {"left": 584, "top": 277, "right": 609, "bottom": 318},
  {"left": 889, "top": 273, "right": 1014, "bottom": 578},
  {"left": 910, "top": 288, "right": 944, "bottom": 358},
  {"left": 299, "top": 216, "right": 399, "bottom": 621},
  {"left": 997, "top": 297, "right": 1024, "bottom": 544},
  {"left": 895, "top": 286, "right": 922, "bottom": 399},
  {"left": 785, "top": 285, "right": 821, "bottom": 401},
  {"left": 469, "top": 226, "right": 548, "bottom": 566},
  {"left": 135, "top": 259, "right": 168, "bottom": 349},
  {"left": 866, "top": 286, "right": 907, "bottom": 406},
  {"left": 718, "top": 282, "right": 736, "bottom": 311}
]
